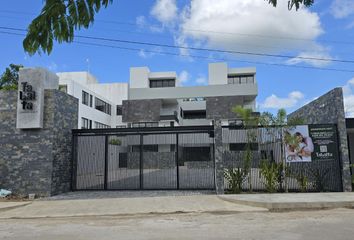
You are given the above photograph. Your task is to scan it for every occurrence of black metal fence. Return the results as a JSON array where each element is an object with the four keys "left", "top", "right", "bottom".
[
  {"left": 222, "top": 124, "right": 343, "bottom": 192},
  {"left": 72, "top": 126, "right": 215, "bottom": 190}
]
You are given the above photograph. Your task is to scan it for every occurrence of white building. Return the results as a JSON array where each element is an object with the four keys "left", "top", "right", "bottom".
[
  {"left": 57, "top": 72, "right": 128, "bottom": 129},
  {"left": 57, "top": 62, "right": 258, "bottom": 129}
]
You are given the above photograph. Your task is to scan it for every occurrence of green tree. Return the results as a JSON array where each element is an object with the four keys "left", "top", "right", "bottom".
[
  {"left": 0, "top": 64, "right": 23, "bottom": 90},
  {"left": 23, "top": 0, "right": 314, "bottom": 55},
  {"left": 267, "top": 0, "right": 314, "bottom": 10},
  {"left": 23, "top": 0, "right": 112, "bottom": 55},
  {"left": 232, "top": 106, "right": 260, "bottom": 192}
]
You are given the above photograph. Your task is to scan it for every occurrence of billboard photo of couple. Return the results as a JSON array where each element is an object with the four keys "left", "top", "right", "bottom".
[{"left": 284, "top": 125, "right": 314, "bottom": 163}]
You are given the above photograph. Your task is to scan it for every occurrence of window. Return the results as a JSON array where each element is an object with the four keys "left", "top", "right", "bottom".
[
  {"left": 227, "top": 75, "right": 254, "bottom": 84},
  {"left": 82, "top": 91, "right": 89, "bottom": 105},
  {"left": 180, "top": 147, "right": 211, "bottom": 162},
  {"left": 95, "top": 97, "right": 111, "bottom": 115},
  {"left": 116, "top": 105, "right": 122, "bottom": 116},
  {"left": 229, "top": 143, "right": 258, "bottom": 151},
  {"left": 119, "top": 153, "right": 128, "bottom": 168},
  {"left": 81, "top": 117, "right": 92, "bottom": 129},
  {"left": 149, "top": 79, "right": 175, "bottom": 88},
  {"left": 89, "top": 95, "right": 93, "bottom": 107},
  {"left": 94, "top": 121, "right": 110, "bottom": 129},
  {"left": 132, "top": 122, "right": 158, "bottom": 128},
  {"left": 182, "top": 110, "right": 206, "bottom": 119},
  {"left": 131, "top": 145, "right": 159, "bottom": 152},
  {"left": 59, "top": 84, "right": 67, "bottom": 93}
]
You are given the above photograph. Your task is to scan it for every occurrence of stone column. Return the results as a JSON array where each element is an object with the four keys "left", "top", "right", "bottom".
[{"left": 214, "top": 120, "right": 224, "bottom": 194}]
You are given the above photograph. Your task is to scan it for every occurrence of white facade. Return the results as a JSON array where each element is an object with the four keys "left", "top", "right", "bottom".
[
  {"left": 57, "top": 62, "right": 258, "bottom": 129},
  {"left": 57, "top": 72, "right": 128, "bottom": 129}
]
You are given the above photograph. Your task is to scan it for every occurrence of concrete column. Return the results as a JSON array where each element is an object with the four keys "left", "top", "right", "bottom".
[{"left": 214, "top": 120, "right": 224, "bottom": 194}]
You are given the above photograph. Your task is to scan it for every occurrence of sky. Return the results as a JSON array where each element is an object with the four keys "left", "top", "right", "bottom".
[{"left": 1, "top": 0, "right": 354, "bottom": 116}]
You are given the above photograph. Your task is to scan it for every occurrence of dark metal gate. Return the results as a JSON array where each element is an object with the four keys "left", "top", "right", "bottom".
[{"left": 72, "top": 126, "right": 215, "bottom": 190}]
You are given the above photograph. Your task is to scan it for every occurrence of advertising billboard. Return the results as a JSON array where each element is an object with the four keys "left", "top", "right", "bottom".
[{"left": 284, "top": 124, "right": 338, "bottom": 163}]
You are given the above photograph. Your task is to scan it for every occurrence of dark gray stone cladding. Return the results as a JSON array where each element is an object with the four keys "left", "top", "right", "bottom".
[
  {"left": 206, "top": 96, "right": 243, "bottom": 120},
  {"left": 288, "top": 87, "right": 352, "bottom": 192},
  {"left": 122, "top": 99, "right": 162, "bottom": 123},
  {"left": 0, "top": 90, "right": 78, "bottom": 196}
]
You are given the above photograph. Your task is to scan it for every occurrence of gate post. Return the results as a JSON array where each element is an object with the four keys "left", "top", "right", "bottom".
[{"left": 214, "top": 120, "right": 224, "bottom": 194}]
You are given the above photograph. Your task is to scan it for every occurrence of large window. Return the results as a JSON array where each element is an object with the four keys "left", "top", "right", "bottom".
[
  {"left": 227, "top": 75, "right": 254, "bottom": 84},
  {"left": 81, "top": 117, "right": 92, "bottom": 129},
  {"left": 180, "top": 147, "right": 210, "bottom": 162},
  {"left": 116, "top": 105, "right": 122, "bottom": 116},
  {"left": 182, "top": 110, "right": 206, "bottom": 119},
  {"left": 95, "top": 122, "right": 110, "bottom": 129},
  {"left": 95, "top": 97, "right": 111, "bottom": 115},
  {"left": 82, "top": 91, "right": 89, "bottom": 105},
  {"left": 229, "top": 143, "right": 259, "bottom": 151},
  {"left": 131, "top": 144, "right": 159, "bottom": 152},
  {"left": 149, "top": 79, "right": 175, "bottom": 88},
  {"left": 89, "top": 95, "right": 93, "bottom": 107},
  {"left": 131, "top": 122, "right": 158, "bottom": 128}
]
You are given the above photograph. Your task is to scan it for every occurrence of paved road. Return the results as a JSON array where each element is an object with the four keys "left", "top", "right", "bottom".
[{"left": 1, "top": 208, "right": 354, "bottom": 240}]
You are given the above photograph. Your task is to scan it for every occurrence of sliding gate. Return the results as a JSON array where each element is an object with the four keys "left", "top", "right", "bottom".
[{"left": 72, "top": 126, "right": 215, "bottom": 190}]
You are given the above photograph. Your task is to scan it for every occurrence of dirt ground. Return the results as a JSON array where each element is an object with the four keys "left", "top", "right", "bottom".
[{"left": 1, "top": 208, "right": 354, "bottom": 240}]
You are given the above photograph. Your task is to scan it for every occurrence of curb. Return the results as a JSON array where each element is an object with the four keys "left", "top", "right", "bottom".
[
  {"left": 0, "top": 209, "right": 249, "bottom": 220},
  {"left": 218, "top": 196, "right": 354, "bottom": 211},
  {"left": 0, "top": 202, "right": 32, "bottom": 213}
]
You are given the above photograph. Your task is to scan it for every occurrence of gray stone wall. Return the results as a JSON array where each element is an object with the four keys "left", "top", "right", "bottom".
[
  {"left": 51, "top": 90, "right": 79, "bottom": 195},
  {"left": 214, "top": 120, "right": 224, "bottom": 194},
  {"left": 0, "top": 90, "right": 78, "bottom": 196},
  {"left": 288, "top": 88, "right": 352, "bottom": 192},
  {"left": 122, "top": 99, "right": 162, "bottom": 123},
  {"left": 206, "top": 96, "right": 243, "bottom": 120}
]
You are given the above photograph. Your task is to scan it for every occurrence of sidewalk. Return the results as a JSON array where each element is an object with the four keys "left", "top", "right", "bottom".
[
  {"left": 0, "top": 194, "right": 267, "bottom": 219},
  {"left": 219, "top": 192, "right": 354, "bottom": 211}
]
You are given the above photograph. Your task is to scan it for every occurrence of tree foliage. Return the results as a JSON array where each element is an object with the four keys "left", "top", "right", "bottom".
[
  {"left": 0, "top": 64, "right": 23, "bottom": 90},
  {"left": 23, "top": 0, "right": 314, "bottom": 55},
  {"left": 267, "top": 0, "right": 314, "bottom": 10},
  {"left": 23, "top": 0, "right": 112, "bottom": 55}
]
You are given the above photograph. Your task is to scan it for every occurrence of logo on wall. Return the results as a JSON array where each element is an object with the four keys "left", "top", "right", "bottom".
[{"left": 19, "top": 82, "right": 36, "bottom": 110}]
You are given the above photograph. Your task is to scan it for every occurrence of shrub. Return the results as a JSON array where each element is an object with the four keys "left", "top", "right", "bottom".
[
  {"left": 259, "top": 160, "right": 282, "bottom": 193},
  {"left": 224, "top": 168, "right": 245, "bottom": 194}
]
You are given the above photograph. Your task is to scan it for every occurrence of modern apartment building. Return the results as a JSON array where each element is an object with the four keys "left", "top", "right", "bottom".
[
  {"left": 57, "top": 62, "right": 258, "bottom": 129},
  {"left": 57, "top": 72, "right": 128, "bottom": 129}
]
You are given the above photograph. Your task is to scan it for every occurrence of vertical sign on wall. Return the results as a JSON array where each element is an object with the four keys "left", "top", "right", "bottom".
[{"left": 16, "top": 68, "right": 59, "bottom": 129}]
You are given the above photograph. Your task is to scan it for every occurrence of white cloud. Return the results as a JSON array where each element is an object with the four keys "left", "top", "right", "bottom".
[
  {"left": 47, "top": 62, "right": 58, "bottom": 72},
  {"left": 261, "top": 91, "right": 304, "bottom": 109},
  {"left": 178, "top": 0, "right": 325, "bottom": 65},
  {"left": 178, "top": 70, "right": 189, "bottom": 85},
  {"left": 150, "top": 0, "right": 178, "bottom": 24},
  {"left": 195, "top": 76, "right": 207, "bottom": 85},
  {"left": 343, "top": 77, "right": 354, "bottom": 117},
  {"left": 330, "top": 0, "right": 354, "bottom": 19},
  {"left": 137, "top": 47, "right": 162, "bottom": 58},
  {"left": 136, "top": 16, "right": 146, "bottom": 28},
  {"left": 286, "top": 46, "right": 332, "bottom": 67}
]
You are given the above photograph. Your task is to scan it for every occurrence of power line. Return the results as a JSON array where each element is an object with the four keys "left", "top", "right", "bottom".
[
  {"left": 1, "top": 30, "right": 354, "bottom": 73},
  {"left": 1, "top": 26, "right": 354, "bottom": 64}
]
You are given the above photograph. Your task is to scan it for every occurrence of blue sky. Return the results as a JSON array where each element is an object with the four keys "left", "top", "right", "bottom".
[{"left": 1, "top": 0, "right": 354, "bottom": 116}]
